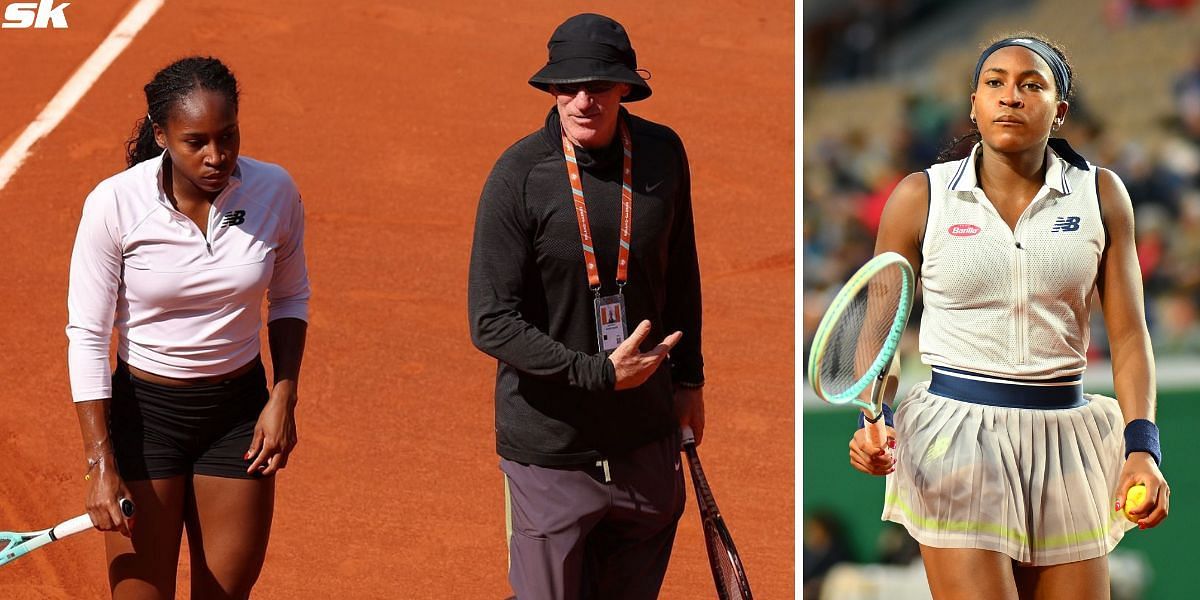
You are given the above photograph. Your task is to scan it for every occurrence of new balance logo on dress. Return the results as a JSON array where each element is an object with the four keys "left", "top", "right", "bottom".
[
  {"left": 1050, "top": 216, "right": 1081, "bottom": 232},
  {"left": 221, "top": 210, "right": 245, "bottom": 228}
]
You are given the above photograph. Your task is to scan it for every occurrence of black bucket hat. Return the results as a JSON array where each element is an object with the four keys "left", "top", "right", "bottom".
[{"left": 528, "top": 13, "right": 652, "bottom": 102}]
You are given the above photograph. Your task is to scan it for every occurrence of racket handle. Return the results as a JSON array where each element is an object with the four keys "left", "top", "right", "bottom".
[
  {"left": 56, "top": 514, "right": 96, "bottom": 539},
  {"left": 59, "top": 498, "right": 137, "bottom": 538},
  {"left": 680, "top": 425, "right": 696, "bottom": 447},
  {"left": 867, "top": 416, "right": 892, "bottom": 460}
]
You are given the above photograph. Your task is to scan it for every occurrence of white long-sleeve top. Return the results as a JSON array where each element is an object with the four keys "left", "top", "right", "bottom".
[{"left": 66, "top": 153, "right": 310, "bottom": 402}]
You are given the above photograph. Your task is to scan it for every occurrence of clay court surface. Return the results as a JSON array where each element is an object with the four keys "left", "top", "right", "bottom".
[{"left": 0, "top": 1, "right": 793, "bottom": 597}]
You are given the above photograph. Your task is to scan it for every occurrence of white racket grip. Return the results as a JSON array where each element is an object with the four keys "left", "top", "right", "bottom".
[
  {"left": 54, "top": 514, "right": 96, "bottom": 539},
  {"left": 867, "top": 415, "right": 893, "bottom": 461},
  {"left": 59, "top": 498, "right": 135, "bottom": 538},
  {"left": 680, "top": 425, "right": 696, "bottom": 447}
]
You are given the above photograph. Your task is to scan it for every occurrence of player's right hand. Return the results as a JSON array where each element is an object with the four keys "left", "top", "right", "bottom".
[
  {"left": 848, "top": 426, "right": 896, "bottom": 476},
  {"left": 610, "top": 320, "right": 682, "bottom": 391},
  {"left": 85, "top": 454, "right": 133, "bottom": 537}
]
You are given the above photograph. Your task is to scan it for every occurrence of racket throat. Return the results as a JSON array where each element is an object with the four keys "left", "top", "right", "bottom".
[{"left": 866, "top": 371, "right": 888, "bottom": 422}]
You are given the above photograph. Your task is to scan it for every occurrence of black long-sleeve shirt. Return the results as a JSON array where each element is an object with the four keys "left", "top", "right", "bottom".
[{"left": 468, "top": 107, "right": 703, "bottom": 466}]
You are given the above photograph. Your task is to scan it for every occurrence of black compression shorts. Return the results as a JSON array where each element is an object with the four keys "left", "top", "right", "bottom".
[{"left": 109, "top": 358, "right": 270, "bottom": 480}]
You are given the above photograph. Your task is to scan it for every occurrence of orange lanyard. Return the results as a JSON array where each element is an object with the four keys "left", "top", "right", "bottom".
[{"left": 562, "top": 121, "right": 633, "bottom": 293}]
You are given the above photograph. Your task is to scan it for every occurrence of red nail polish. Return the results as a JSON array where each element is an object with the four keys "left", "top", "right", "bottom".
[{"left": 888, "top": 439, "right": 896, "bottom": 449}]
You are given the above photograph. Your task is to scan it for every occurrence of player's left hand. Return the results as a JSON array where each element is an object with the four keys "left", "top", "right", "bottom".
[
  {"left": 247, "top": 382, "right": 299, "bottom": 476},
  {"left": 675, "top": 386, "right": 705, "bottom": 445},
  {"left": 1115, "top": 452, "right": 1169, "bottom": 529}
]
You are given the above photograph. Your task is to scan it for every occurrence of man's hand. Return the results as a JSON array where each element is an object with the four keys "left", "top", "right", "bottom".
[
  {"left": 610, "top": 320, "right": 682, "bottom": 391},
  {"left": 675, "top": 386, "right": 705, "bottom": 444}
]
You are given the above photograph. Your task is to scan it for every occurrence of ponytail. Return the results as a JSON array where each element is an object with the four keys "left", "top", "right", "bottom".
[
  {"left": 125, "top": 115, "right": 162, "bottom": 168},
  {"left": 936, "top": 127, "right": 981, "bottom": 163}
]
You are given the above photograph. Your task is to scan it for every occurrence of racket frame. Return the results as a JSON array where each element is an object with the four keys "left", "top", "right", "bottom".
[
  {"left": 680, "top": 426, "right": 753, "bottom": 600},
  {"left": 807, "top": 251, "right": 915, "bottom": 420}
]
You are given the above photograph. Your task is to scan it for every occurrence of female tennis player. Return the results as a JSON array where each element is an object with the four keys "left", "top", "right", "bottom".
[
  {"left": 67, "top": 56, "right": 309, "bottom": 598},
  {"left": 848, "top": 34, "right": 1170, "bottom": 599}
]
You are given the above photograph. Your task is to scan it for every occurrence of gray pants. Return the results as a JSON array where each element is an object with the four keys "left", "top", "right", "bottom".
[{"left": 501, "top": 434, "right": 686, "bottom": 600}]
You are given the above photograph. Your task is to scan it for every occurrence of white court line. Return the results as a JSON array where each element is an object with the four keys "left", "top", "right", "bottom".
[{"left": 0, "top": 0, "right": 165, "bottom": 192}]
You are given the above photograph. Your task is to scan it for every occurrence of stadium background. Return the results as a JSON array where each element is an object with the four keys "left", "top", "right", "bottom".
[
  {"left": 803, "top": 0, "right": 1200, "bottom": 598},
  {"left": 0, "top": 1, "right": 794, "bottom": 598}
]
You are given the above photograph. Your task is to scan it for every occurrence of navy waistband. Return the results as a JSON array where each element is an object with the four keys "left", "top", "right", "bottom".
[{"left": 929, "top": 366, "right": 1085, "bottom": 409}]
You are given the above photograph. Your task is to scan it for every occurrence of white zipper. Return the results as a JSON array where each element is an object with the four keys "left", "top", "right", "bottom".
[
  {"left": 155, "top": 161, "right": 241, "bottom": 257},
  {"left": 1012, "top": 230, "right": 1026, "bottom": 365},
  {"left": 976, "top": 187, "right": 1044, "bottom": 366},
  {"left": 202, "top": 179, "right": 241, "bottom": 255},
  {"left": 1009, "top": 189, "right": 1051, "bottom": 365}
]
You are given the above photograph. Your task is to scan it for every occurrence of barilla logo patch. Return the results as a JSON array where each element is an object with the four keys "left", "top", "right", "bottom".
[{"left": 948, "top": 224, "right": 981, "bottom": 237}]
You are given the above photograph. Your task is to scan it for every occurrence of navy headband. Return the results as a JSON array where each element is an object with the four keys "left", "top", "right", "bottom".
[{"left": 972, "top": 37, "right": 1070, "bottom": 99}]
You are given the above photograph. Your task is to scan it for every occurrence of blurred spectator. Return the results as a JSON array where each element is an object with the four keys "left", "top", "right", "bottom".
[
  {"left": 805, "top": 0, "right": 978, "bottom": 84},
  {"left": 1106, "top": 0, "right": 1196, "bottom": 29},
  {"left": 803, "top": 510, "right": 856, "bottom": 599},
  {"left": 876, "top": 523, "right": 922, "bottom": 565},
  {"left": 1173, "top": 40, "right": 1200, "bottom": 150},
  {"left": 1162, "top": 191, "right": 1200, "bottom": 296}
]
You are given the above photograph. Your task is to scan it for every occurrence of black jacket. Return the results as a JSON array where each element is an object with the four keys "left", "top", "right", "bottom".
[{"left": 468, "top": 107, "right": 703, "bottom": 466}]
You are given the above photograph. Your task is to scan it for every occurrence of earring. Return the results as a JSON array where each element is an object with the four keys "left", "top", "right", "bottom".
[{"left": 970, "top": 114, "right": 977, "bottom": 125}]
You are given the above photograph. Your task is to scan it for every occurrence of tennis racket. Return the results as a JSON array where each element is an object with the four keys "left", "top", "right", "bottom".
[
  {"left": 0, "top": 498, "right": 134, "bottom": 568},
  {"left": 807, "top": 251, "right": 915, "bottom": 455},
  {"left": 681, "top": 425, "right": 752, "bottom": 600}
]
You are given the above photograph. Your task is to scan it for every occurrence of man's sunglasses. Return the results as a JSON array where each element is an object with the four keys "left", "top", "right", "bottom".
[{"left": 551, "top": 81, "right": 619, "bottom": 95}]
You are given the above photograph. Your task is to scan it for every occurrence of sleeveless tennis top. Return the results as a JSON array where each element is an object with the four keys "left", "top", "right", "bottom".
[{"left": 920, "top": 142, "right": 1105, "bottom": 379}]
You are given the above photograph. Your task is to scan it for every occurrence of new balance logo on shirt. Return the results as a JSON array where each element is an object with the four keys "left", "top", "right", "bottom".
[
  {"left": 1051, "top": 216, "right": 1080, "bottom": 232},
  {"left": 221, "top": 210, "right": 246, "bottom": 228}
]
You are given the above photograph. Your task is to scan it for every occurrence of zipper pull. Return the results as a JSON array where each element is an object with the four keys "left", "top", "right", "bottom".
[{"left": 1015, "top": 242, "right": 1022, "bottom": 249}]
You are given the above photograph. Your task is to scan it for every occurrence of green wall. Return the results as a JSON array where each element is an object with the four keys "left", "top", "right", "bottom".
[{"left": 802, "top": 390, "right": 1196, "bottom": 599}]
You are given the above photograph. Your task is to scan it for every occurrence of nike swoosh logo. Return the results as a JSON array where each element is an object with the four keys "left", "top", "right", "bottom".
[{"left": 646, "top": 180, "right": 664, "bottom": 193}]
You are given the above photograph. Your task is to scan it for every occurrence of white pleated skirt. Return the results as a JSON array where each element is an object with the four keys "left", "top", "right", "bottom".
[{"left": 882, "top": 381, "right": 1136, "bottom": 566}]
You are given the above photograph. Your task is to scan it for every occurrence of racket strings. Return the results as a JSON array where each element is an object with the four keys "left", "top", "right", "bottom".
[
  {"left": 704, "top": 521, "right": 747, "bottom": 600},
  {"left": 816, "top": 264, "right": 907, "bottom": 398}
]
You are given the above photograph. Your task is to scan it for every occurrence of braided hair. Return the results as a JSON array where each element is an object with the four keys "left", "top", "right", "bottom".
[
  {"left": 125, "top": 57, "right": 240, "bottom": 168},
  {"left": 937, "top": 33, "right": 1075, "bottom": 163}
]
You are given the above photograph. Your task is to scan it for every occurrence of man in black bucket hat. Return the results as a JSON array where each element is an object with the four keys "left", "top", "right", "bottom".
[
  {"left": 469, "top": 12, "right": 705, "bottom": 600},
  {"left": 527, "top": 13, "right": 653, "bottom": 101}
]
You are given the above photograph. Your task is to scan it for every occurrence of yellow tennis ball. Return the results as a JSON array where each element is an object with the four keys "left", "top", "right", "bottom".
[{"left": 1123, "top": 484, "right": 1148, "bottom": 523}]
